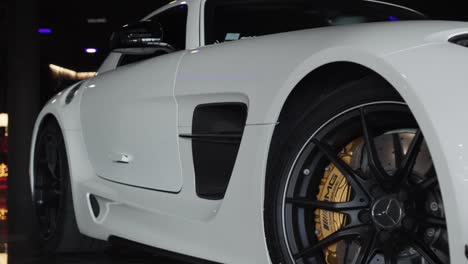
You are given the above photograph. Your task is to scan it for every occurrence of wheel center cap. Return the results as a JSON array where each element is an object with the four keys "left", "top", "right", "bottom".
[{"left": 371, "top": 196, "right": 404, "bottom": 229}]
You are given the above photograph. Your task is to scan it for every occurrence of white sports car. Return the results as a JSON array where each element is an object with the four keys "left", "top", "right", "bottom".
[{"left": 29, "top": 0, "right": 468, "bottom": 263}]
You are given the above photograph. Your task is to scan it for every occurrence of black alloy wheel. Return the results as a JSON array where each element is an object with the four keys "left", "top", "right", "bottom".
[
  {"left": 265, "top": 76, "right": 449, "bottom": 264},
  {"left": 33, "top": 121, "right": 67, "bottom": 241},
  {"left": 32, "top": 119, "right": 108, "bottom": 254}
]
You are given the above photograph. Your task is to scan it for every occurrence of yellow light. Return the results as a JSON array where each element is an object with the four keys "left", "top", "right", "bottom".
[
  {"left": 49, "top": 64, "right": 97, "bottom": 81},
  {"left": 0, "top": 163, "right": 7, "bottom": 178},
  {"left": 0, "top": 113, "right": 7, "bottom": 128},
  {"left": 0, "top": 208, "right": 8, "bottom": 221}
]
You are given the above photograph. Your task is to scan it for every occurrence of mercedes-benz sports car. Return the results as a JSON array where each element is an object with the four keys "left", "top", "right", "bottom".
[{"left": 29, "top": 0, "right": 468, "bottom": 263}]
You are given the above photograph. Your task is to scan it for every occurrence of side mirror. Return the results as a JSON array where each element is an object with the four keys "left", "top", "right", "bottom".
[{"left": 110, "top": 21, "right": 174, "bottom": 55}]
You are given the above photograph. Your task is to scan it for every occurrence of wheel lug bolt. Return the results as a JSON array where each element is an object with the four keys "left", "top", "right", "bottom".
[
  {"left": 426, "top": 228, "right": 436, "bottom": 237},
  {"left": 303, "top": 169, "right": 311, "bottom": 175},
  {"left": 430, "top": 202, "right": 439, "bottom": 212},
  {"left": 314, "top": 230, "right": 320, "bottom": 235}
]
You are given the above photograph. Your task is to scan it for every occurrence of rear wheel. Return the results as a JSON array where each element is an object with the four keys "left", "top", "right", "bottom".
[
  {"left": 33, "top": 119, "right": 107, "bottom": 254},
  {"left": 265, "top": 76, "right": 449, "bottom": 264}
]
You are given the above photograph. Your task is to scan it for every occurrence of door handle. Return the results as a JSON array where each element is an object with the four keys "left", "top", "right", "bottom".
[{"left": 111, "top": 153, "right": 132, "bottom": 164}]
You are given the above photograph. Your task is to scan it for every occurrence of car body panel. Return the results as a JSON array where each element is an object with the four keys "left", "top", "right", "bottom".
[
  {"left": 176, "top": 21, "right": 468, "bottom": 125},
  {"left": 81, "top": 51, "right": 185, "bottom": 192},
  {"left": 30, "top": 2, "right": 468, "bottom": 263},
  {"left": 384, "top": 43, "right": 468, "bottom": 262}
]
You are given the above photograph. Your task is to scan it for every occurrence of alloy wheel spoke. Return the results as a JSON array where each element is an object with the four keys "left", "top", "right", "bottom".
[
  {"left": 354, "top": 229, "right": 378, "bottom": 264},
  {"left": 394, "top": 130, "right": 424, "bottom": 187},
  {"left": 47, "top": 161, "right": 58, "bottom": 179},
  {"left": 45, "top": 139, "right": 59, "bottom": 177},
  {"left": 383, "top": 244, "right": 397, "bottom": 264},
  {"left": 410, "top": 236, "right": 444, "bottom": 264},
  {"left": 285, "top": 197, "right": 366, "bottom": 212},
  {"left": 294, "top": 225, "right": 370, "bottom": 260},
  {"left": 419, "top": 215, "right": 446, "bottom": 228},
  {"left": 360, "top": 108, "right": 389, "bottom": 185},
  {"left": 311, "top": 138, "right": 370, "bottom": 201},
  {"left": 410, "top": 167, "right": 437, "bottom": 194},
  {"left": 418, "top": 177, "right": 437, "bottom": 192}
]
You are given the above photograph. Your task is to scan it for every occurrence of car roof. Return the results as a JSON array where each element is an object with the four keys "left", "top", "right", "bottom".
[{"left": 142, "top": 0, "right": 425, "bottom": 22}]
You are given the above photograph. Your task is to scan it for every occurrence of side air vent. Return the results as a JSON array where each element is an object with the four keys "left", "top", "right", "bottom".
[
  {"left": 89, "top": 194, "right": 101, "bottom": 218},
  {"left": 65, "top": 82, "right": 83, "bottom": 105},
  {"left": 180, "top": 103, "right": 248, "bottom": 200},
  {"left": 449, "top": 34, "right": 468, "bottom": 47}
]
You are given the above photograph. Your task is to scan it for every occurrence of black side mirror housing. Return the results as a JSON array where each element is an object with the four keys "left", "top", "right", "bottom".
[{"left": 110, "top": 21, "right": 174, "bottom": 55}]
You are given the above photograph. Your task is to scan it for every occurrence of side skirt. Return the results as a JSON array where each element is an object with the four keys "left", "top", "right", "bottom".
[{"left": 108, "top": 236, "right": 220, "bottom": 264}]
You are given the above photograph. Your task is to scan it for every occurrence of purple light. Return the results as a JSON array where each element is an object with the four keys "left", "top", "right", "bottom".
[
  {"left": 389, "top": 16, "right": 399, "bottom": 21},
  {"left": 85, "top": 48, "right": 98, "bottom": 54},
  {"left": 38, "top": 28, "right": 52, "bottom": 34}
]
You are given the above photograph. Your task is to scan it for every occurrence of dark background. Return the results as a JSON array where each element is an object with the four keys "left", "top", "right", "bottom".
[{"left": 0, "top": 0, "right": 467, "bottom": 263}]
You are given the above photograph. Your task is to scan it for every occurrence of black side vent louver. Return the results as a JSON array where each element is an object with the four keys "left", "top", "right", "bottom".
[
  {"left": 180, "top": 103, "right": 248, "bottom": 200},
  {"left": 449, "top": 34, "right": 468, "bottom": 47}
]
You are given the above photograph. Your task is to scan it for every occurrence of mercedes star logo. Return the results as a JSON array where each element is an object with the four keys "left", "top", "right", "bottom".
[{"left": 371, "top": 197, "right": 404, "bottom": 229}]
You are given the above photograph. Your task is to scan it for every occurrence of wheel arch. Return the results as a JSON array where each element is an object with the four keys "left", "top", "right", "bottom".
[
  {"left": 37, "top": 113, "right": 61, "bottom": 130},
  {"left": 30, "top": 111, "right": 72, "bottom": 199},
  {"left": 269, "top": 61, "right": 401, "bottom": 153}
]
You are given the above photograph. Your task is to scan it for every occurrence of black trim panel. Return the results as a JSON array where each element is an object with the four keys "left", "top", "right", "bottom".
[
  {"left": 89, "top": 194, "right": 100, "bottom": 218},
  {"left": 108, "top": 236, "right": 219, "bottom": 264},
  {"left": 179, "top": 133, "right": 242, "bottom": 144},
  {"left": 449, "top": 33, "right": 468, "bottom": 47},
  {"left": 181, "top": 103, "right": 248, "bottom": 200}
]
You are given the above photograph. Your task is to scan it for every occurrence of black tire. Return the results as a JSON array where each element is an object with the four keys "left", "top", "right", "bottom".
[
  {"left": 32, "top": 119, "right": 107, "bottom": 254},
  {"left": 264, "top": 76, "right": 449, "bottom": 264}
]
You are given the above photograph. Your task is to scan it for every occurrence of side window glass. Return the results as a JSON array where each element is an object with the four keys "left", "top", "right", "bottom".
[
  {"left": 117, "top": 5, "right": 188, "bottom": 67},
  {"left": 155, "top": 5, "right": 188, "bottom": 51}
]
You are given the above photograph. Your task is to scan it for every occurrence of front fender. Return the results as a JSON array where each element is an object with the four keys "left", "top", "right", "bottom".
[
  {"left": 30, "top": 82, "right": 84, "bottom": 186},
  {"left": 382, "top": 42, "right": 468, "bottom": 263},
  {"left": 29, "top": 81, "right": 98, "bottom": 236}
]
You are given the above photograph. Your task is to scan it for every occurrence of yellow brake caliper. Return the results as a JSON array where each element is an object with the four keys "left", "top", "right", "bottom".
[{"left": 315, "top": 141, "right": 358, "bottom": 264}]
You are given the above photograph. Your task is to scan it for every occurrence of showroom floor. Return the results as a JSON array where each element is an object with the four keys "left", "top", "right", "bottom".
[
  {"left": 0, "top": 244, "right": 189, "bottom": 264},
  {"left": 6, "top": 252, "right": 187, "bottom": 264}
]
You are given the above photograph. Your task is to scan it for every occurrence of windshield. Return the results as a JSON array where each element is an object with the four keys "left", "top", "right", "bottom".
[{"left": 204, "top": 0, "right": 425, "bottom": 45}]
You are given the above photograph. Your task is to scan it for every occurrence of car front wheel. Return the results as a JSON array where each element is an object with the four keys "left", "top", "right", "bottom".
[
  {"left": 265, "top": 76, "right": 449, "bottom": 264},
  {"left": 32, "top": 119, "right": 106, "bottom": 254}
]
